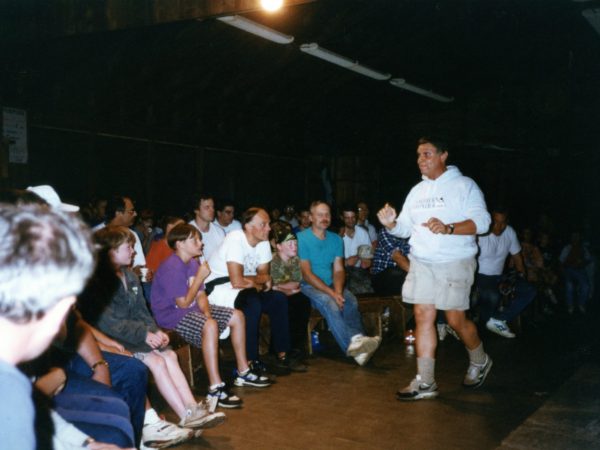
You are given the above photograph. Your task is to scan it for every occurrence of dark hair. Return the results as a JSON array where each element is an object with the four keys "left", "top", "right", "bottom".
[
  {"left": 418, "top": 137, "right": 448, "bottom": 154},
  {"left": 167, "top": 223, "right": 200, "bottom": 250},
  {"left": 339, "top": 203, "right": 357, "bottom": 215},
  {"left": 215, "top": 198, "right": 235, "bottom": 213},
  {"left": 491, "top": 206, "right": 510, "bottom": 217},
  {"left": 192, "top": 192, "right": 214, "bottom": 209},
  {"left": 104, "top": 195, "right": 128, "bottom": 221}
]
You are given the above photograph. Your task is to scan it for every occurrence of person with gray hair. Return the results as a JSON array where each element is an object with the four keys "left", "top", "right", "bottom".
[{"left": 0, "top": 204, "right": 95, "bottom": 449}]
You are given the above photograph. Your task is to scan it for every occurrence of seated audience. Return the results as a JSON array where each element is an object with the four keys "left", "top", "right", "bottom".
[
  {"left": 214, "top": 198, "right": 242, "bottom": 234},
  {"left": 560, "top": 231, "right": 592, "bottom": 314},
  {"left": 146, "top": 216, "right": 185, "bottom": 274},
  {"left": 476, "top": 208, "right": 536, "bottom": 338},
  {"left": 205, "top": 208, "right": 298, "bottom": 373},
  {"left": 0, "top": 203, "right": 101, "bottom": 449},
  {"left": 84, "top": 226, "right": 226, "bottom": 432},
  {"left": 189, "top": 193, "right": 225, "bottom": 260},
  {"left": 298, "top": 201, "right": 381, "bottom": 366},
  {"left": 357, "top": 201, "right": 378, "bottom": 246},
  {"left": 151, "top": 223, "right": 270, "bottom": 408},
  {"left": 340, "top": 203, "right": 374, "bottom": 295},
  {"left": 292, "top": 207, "right": 311, "bottom": 234},
  {"left": 280, "top": 204, "right": 299, "bottom": 228},
  {"left": 371, "top": 227, "right": 410, "bottom": 296},
  {"left": 269, "top": 221, "right": 312, "bottom": 362}
]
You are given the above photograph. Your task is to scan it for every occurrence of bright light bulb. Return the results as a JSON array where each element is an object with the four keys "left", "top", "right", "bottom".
[{"left": 261, "top": 0, "right": 283, "bottom": 12}]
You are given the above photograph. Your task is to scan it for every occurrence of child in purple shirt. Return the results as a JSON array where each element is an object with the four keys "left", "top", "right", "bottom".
[{"left": 151, "top": 224, "right": 271, "bottom": 409}]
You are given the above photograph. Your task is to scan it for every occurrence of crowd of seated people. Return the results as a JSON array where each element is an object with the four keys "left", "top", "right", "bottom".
[{"left": 1, "top": 186, "right": 597, "bottom": 450}]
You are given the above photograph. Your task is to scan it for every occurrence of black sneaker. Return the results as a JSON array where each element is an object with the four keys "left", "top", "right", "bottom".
[
  {"left": 207, "top": 384, "right": 243, "bottom": 409},
  {"left": 233, "top": 368, "right": 272, "bottom": 387},
  {"left": 277, "top": 355, "right": 308, "bottom": 373}
]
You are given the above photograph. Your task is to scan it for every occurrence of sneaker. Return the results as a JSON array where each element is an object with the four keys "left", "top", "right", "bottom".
[
  {"left": 486, "top": 318, "right": 516, "bottom": 338},
  {"left": 234, "top": 368, "right": 272, "bottom": 387},
  {"left": 463, "top": 355, "right": 493, "bottom": 388},
  {"left": 276, "top": 355, "right": 308, "bottom": 373},
  {"left": 354, "top": 349, "right": 376, "bottom": 366},
  {"left": 437, "top": 323, "right": 448, "bottom": 341},
  {"left": 142, "top": 418, "right": 193, "bottom": 449},
  {"left": 567, "top": 305, "right": 574, "bottom": 315},
  {"left": 347, "top": 335, "right": 381, "bottom": 357},
  {"left": 179, "top": 403, "right": 226, "bottom": 429},
  {"left": 396, "top": 375, "right": 439, "bottom": 401},
  {"left": 207, "top": 384, "right": 244, "bottom": 409},
  {"left": 578, "top": 304, "right": 586, "bottom": 314}
]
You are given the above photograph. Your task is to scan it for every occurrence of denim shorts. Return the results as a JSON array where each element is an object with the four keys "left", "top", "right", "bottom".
[{"left": 402, "top": 257, "right": 476, "bottom": 310}]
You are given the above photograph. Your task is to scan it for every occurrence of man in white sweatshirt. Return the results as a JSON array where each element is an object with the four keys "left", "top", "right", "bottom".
[{"left": 378, "top": 137, "right": 492, "bottom": 401}]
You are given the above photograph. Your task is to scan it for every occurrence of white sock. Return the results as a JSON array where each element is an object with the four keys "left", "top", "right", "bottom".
[{"left": 144, "top": 408, "right": 160, "bottom": 425}]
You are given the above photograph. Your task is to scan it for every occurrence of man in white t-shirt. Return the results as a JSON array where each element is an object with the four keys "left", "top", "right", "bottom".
[
  {"left": 206, "top": 208, "right": 296, "bottom": 372},
  {"left": 214, "top": 199, "right": 242, "bottom": 235},
  {"left": 93, "top": 195, "right": 146, "bottom": 269},
  {"left": 340, "top": 204, "right": 374, "bottom": 294},
  {"left": 476, "top": 208, "right": 536, "bottom": 338},
  {"left": 189, "top": 193, "right": 225, "bottom": 261}
]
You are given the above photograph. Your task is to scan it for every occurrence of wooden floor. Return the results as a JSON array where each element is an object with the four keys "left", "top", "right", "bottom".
[{"left": 156, "top": 307, "right": 599, "bottom": 450}]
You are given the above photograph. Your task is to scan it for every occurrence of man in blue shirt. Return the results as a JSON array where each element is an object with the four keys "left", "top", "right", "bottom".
[{"left": 297, "top": 201, "right": 381, "bottom": 366}]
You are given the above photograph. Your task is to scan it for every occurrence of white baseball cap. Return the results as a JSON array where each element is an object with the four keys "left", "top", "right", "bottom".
[{"left": 26, "top": 185, "right": 80, "bottom": 212}]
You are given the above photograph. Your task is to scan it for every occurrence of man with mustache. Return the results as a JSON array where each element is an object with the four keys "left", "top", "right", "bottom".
[
  {"left": 298, "top": 201, "right": 381, "bottom": 366},
  {"left": 378, "top": 137, "right": 492, "bottom": 401}
]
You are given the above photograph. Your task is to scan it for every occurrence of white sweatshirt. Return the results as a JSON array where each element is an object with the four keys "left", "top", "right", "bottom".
[{"left": 389, "top": 165, "right": 490, "bottom": 263}]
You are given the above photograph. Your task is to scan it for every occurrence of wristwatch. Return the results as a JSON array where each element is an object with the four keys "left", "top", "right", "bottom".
[{"left": 447, "top": 223, "right": 455, "bottom": 235}]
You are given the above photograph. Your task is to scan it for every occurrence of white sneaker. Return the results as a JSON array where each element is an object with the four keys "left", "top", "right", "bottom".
[
  {"left": 142, "top": 418, "right": 193, "bottom": 449},
  {"left": 486, "top": 318, "right": 516, "bottom": 338},
  {"left": 347, "top": 335, "right": 381, "bottom": 357},
  {"left": 179, "top": 403, "right": 226, "bottom": 429}
]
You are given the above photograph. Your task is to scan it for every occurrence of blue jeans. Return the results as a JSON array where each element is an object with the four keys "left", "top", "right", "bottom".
[
  {"left": 235, "top": 288, "right": 291, "bottom": 361},
  {"left": 300, "top": 283, "right": 365, "bottom": 354},
  {"left": 564, "top": 267, "right": 590, "bottom": 307},
  {"left": 54, "top": 393, "right": 134, "bottom": 448},
  {"left": 64, "top": 352, "right": 148, "bottom": 446},
  {"left": 476, "top": 274, "right": 536, "bottom": 324}
]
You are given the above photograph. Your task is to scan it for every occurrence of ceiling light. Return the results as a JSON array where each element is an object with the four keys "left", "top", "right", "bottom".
[
  {"left": 300, "top": 43, "right": 391, "bottom": 80},
  {"left": 261, "top": 0, "right": 284, "bottom": 12},
  {"left": 217, "top": 15, "right": 294, "bottom": 44},
  {"left": 389, "top": 78, "right": 454, "bottom": 102}
]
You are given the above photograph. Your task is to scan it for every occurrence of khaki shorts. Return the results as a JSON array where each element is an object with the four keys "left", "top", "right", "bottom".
[{"left": 402, "top": 257, "right": 476, "bottom": 311}]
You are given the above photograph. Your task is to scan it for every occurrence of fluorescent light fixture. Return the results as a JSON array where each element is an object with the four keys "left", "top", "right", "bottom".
[
  {"left": 261, "top": 0, "right": 284, "bottom": 12},
  {"left": 389, "top": 78, "right": 454, "bottom": 102},
  {"left": 300, "top": 43, "right": 391, "bottom": 80},
  {"left": 582, "top": 8, "right": 600, "bottom": 36},
  {"left": 217, "top": 15, "right": 294, "bottom": 44}
]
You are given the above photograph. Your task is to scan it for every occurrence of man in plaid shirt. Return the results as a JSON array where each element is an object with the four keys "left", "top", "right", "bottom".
[{"left": 371, "top": 225, "right": 411, "bottom": 296}]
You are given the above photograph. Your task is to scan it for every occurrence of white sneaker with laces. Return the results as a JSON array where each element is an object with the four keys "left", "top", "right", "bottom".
[
  {"left": 179, "top": 403, "right": 226, "bottom": 429},
  {"left": 486, "top": 318, "right": 516, "bottom": 338},
  {"left": 142, "top": 417, "right": 193, "bottom": 449}
]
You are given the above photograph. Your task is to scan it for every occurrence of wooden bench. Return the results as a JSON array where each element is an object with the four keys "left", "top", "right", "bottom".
[{"left": 306, "top": 294, "right": 411, "bottom": 355}]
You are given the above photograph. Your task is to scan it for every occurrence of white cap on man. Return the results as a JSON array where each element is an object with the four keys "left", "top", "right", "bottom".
[{"left": 26, "top": 185, "right": 80, "bottom": 212}]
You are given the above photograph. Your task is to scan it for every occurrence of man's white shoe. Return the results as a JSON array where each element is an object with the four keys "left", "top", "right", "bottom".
[
  {"left": 486, "top": 318, "right": 516, "bottom": 338},
  {"left": 142, "top": 418, "right": 193, "bottom": 449}
]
